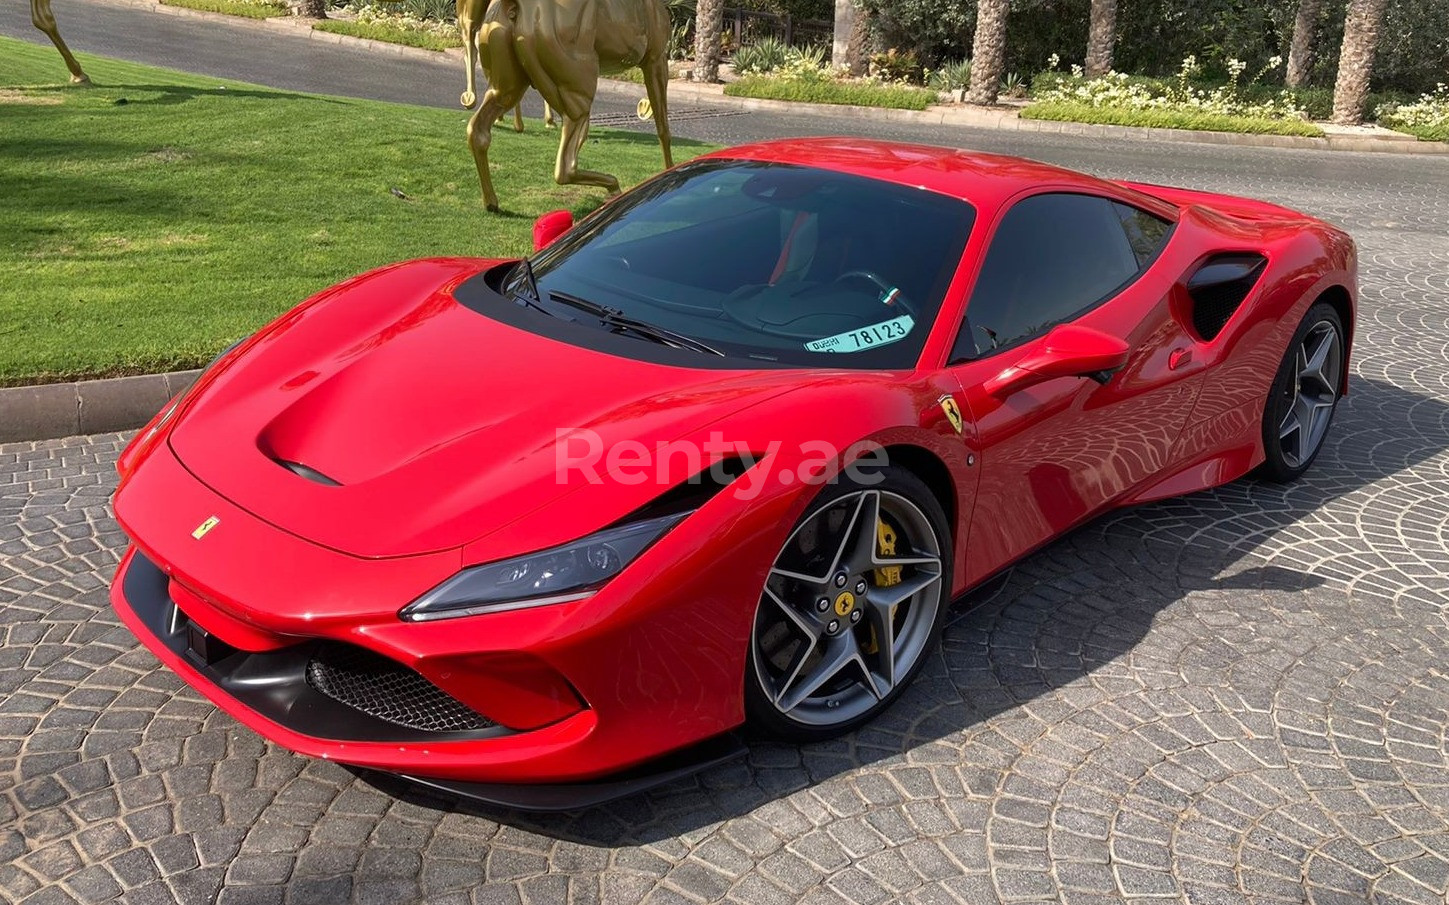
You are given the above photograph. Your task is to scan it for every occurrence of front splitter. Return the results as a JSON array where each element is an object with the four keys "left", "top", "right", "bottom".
[{"left": 401, "top": 732, "right": 749, "bottom": 812}]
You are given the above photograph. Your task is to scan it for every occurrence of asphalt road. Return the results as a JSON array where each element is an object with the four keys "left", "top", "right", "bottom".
[{"left": 5, "top": 6, "right": 1449, "bottom": 905}]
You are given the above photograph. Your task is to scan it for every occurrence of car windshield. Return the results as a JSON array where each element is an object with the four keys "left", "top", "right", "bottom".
[{"left": 517, "top": 159, "right": 976, "bottom": 369}]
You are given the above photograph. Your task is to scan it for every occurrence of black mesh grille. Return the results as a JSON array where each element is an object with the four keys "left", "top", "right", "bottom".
[
  {"left": 1189, "top": 255, "right": 1267, "bottom": 341},
  {"left": 305, "top": 643, "right": 492, "bottom": 733}
]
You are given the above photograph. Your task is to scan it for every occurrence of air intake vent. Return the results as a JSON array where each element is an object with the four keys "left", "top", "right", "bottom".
[
  {"left": 1187, "top": 254, "right": 1267, "bottom": 341},
  {"left": 305, "top": 643, "right": 492, "bottom": 733},
  {"left": 273, "top": 458, "right": 342, "bottom": 486}
]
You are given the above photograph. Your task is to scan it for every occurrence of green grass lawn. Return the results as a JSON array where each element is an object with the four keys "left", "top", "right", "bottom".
[
  {"left": 0, "top": 37, "right": 706, "bottom": 386},
  {"left": 1021, "top": 101, "right": 1325, "bottom": 138},
  {"left": 313, "top": 18, "right": 463, "bottom": 51}
]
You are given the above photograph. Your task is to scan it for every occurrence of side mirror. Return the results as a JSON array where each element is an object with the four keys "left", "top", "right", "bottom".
[
  {"left": 532, "top": 210, "right": 574, "bottom": 252},
  {"left": 984, "top": 324, "right": 1130, "bottom": 397}
]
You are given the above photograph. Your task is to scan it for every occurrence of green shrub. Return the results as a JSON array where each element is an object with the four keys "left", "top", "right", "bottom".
[
  {"left": 928, "top": 58, "right": 971, "bottom": 92},
  {"left": 401, "top": 0, "right": 453, "bottom": 21},
  {"left": 869, "top": 48, "right": 923, "bottom": 84},
  {"left": 1377, "top": 84, "right": 1449, "bottom": 141},
  {"left": 159, "top": 0, "right": 286, "bottom": 18},
  {"left": 1023, "top": 101, "right": 1325, "bottom": 137},
  {"left": 732, "top": 36, "right": 790, "bottom": 75},
  {"left": 313, "top": 17, "right": 461, "bottom": 50},
  {"left": 725, "top": 75, "right": 935, "bottom": 110}
]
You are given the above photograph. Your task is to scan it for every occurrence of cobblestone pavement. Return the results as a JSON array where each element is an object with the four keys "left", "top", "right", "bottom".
[{"left": 4, "top": 97, "right": 1449, "bottom": 905}]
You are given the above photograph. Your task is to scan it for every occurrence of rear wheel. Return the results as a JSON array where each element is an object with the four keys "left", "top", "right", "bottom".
[
  {"left": 1260, "top": 302, "right": 1345, "bottom": 482},
  {"left": 745, "top": 468, "right": 951, "bottom": 742}
]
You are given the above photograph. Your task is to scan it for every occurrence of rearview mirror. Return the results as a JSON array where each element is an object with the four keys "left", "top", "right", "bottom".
[
  {"left": 984, "top": 324, "right": 1130, "bottom": 397},
  {"left": 533, "top": 210, "right": 574, "bottom": 251}
]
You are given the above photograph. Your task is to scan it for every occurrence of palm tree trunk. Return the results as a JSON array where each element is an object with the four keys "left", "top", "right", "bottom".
[
  {"left": 296, "top": 0, "right": 325, "bottom": 18},
  {"left": 1084, "top": 0, "right": 1117, "bottom": 78},
  {"left": 693, "top": 0, "right": 724, "bottom": 83},
  {"left": 1285, "top": 0, "right": 1322, "bottom": 88},
  {"left": 966, "top": 0, "right": 1008, "bottom": 105},
  {"left": 845, "top": 3, "right": 871, "bottom": 77},
  {"left": 831, "top": 0, "right": 856, "bottom": 70},
  {"left": 1331, "top": 0, "right": 1389, "bottom": 124}
]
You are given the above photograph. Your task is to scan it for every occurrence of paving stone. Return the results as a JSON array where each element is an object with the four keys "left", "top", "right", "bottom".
[{"left": 5, "top": 126, "right": 1449, "bottom": 905}]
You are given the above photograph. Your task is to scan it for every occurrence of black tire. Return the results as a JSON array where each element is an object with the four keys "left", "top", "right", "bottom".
[
  {"left": 1260, "top": 302, "right": 1345, "bottom": 483},
  {"left": 745, "top": 466, "right": 953, "bottom": 743}
]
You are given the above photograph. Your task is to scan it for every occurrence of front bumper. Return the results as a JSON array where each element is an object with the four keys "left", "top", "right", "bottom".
[{"left": 110, "top": 445, "right": 784, "bottom": 784}]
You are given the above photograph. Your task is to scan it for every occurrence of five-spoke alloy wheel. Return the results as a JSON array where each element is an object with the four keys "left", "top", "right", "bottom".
[
  {"left": 746, "top": 468, "right": 951, "bottom": 741},
  {"left": 1262, "top": 302, "right": 1345, "bottom": 482}
]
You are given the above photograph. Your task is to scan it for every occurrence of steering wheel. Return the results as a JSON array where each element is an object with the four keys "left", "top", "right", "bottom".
[{"left": 832, "top": 270, "right": 917, "bottom": 317}]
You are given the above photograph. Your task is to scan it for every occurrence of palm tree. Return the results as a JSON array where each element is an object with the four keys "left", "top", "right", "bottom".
[
  {"left": 1084, "top": 0, "right": 1116, "bottom": 78},
  {"left": 1285, "top": 0, "right": 1323, "bottom": 88},
  {"left": 693, "top": 0, "right": 724, "bottom": 82},
  {"left": 966, "top": 0, "right": 1008, "bottom": 105},
  {"left": 831, "top": 0, "right": 856, "bottom": 70},
  {"left": 845, "top": 6, "right": 871, "bottom": 77},
  {"left": 1331, "top": 0, "right": 1389, "bottom": 124},
  {"left": 297, "top": 0, "right": 325, "bottom": 18}
]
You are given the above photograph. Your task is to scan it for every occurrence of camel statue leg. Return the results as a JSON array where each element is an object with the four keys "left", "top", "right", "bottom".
[
  {"left": 513, "top": 104, "right": 525, "bottom": 132},
  {"left": 30, "top": 0, "right": 89, "bottom": 84},
  {"left": 641, "top": 54, "right": 672, "bottom": 168},
  {"left": 468, "top": 83, "right": 526, "bottom": 211},
  {"left": 544, "top": 101, "right": 555, "bottom": 128},
  {"left": 555, "top": 113, "right": 620, "bottom": 195},
  {"left": 457, "top": 0, "right": 487, "bottom": 107}
]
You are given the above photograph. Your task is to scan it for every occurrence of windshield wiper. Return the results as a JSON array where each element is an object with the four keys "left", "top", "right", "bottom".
[
  {"left": 548, "top": 290, "right": 725, "bottom": 357},
  {"left": 506, "top": 258, "right": 549, "bottom": 313}
]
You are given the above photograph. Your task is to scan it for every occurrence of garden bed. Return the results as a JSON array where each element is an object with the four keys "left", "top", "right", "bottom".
[
  {"left": 159, "top": 0, "right": 286, "bottom": 18},
  {"left": 725, "top": 75, "right": 936, "bottom": 111}
]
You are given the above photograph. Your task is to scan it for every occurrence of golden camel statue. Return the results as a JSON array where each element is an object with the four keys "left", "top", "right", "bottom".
[
  {"left": 463, "top": 0, "right": 673, "bottom": 212},
  {"left": 31, "top": 0, "right": 89, "bottom": 84},
  {"left": 458, "top": 0, "right": 555, "bottom": 131}
]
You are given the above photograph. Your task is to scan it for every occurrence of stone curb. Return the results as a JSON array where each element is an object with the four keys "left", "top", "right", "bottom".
[
  {"left": 0, "top": 370, "right": 202, "bottom": 444},
  {"left": 97, "top": 0, "right": 1449, "bottom": 156}
]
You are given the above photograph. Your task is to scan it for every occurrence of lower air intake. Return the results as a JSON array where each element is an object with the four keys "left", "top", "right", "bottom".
[{"left": 305, "top": 642, "right": 492, "bottom": 733}]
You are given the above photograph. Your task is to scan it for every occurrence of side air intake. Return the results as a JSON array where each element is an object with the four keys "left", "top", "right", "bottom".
[{"left": 1186, "top": 254, "right": 1267, "bottom": 341}]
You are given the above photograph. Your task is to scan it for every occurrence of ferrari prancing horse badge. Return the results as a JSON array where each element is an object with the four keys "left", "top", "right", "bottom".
[{"left": 939, "top": 395, "right": 964, "bottom": 434}]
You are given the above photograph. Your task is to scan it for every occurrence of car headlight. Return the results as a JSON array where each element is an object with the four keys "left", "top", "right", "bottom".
[{"left": 399, "top": 512, "right": 688, "bottom": 622}]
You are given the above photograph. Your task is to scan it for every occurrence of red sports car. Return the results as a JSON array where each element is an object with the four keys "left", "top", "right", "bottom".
[{"left": 110, "top": 138, "right": 1354, "bottom": 807}]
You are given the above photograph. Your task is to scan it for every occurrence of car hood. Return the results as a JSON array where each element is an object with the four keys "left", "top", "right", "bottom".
[{"left": 169, "top": 259, "right": 812, "bottom": 559}]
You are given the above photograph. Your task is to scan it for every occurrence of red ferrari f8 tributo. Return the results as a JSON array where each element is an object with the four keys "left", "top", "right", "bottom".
[{"left": 110, "top": 138, "right": 1355, "bottom": 807}]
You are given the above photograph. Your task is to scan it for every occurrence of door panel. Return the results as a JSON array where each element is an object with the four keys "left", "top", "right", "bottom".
[{"left": 944, "top": 192, "right": 1206, "bottom": 587}]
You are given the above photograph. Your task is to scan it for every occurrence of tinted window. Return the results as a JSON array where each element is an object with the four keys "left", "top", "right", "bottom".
[
  {"left": 1114, "top": 201, "right": 1173, "bottom": 267},
  {"left": 956, "top": 193, "right": 1160, "bottom": 360},
  {"left": 512, "top": 160, "right": 976, "bottom": 369}
]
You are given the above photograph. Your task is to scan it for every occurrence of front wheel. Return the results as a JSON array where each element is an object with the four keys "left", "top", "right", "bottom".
[
  {"left": 745, "top": 468, "right": 952, "bottom": 743},
  {"left": 1260, "top": 302, "right": 1345, "bottom": 482}
]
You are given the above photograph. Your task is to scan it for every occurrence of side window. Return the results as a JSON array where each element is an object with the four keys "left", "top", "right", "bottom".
[
  {"left": 1114, "top": 201, "right": 1173, "bottom": 267},
  {"left": 955, "top": 193, "right": 1160, "bottom": 360}
]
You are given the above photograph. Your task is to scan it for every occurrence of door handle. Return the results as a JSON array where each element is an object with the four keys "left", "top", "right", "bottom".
[{"left": 1169, "top": 347, "right": 1193, "bottom": 370}]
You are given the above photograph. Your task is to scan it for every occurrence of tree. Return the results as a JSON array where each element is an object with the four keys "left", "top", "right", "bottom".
[
  {"left": 1331, "top": 0, "right": 1389, "bottom": 123},
  {"left": 966, "top": 0, "right": 1008, "bottom": 105},
  {"left": 1285, "top": 0, "right": 1322, "bottom": 88},
  {"left": 1084, "top": 0, "right": 1116, "bottom": 77},
  {"left": 296, "top": 0, "right": 325, "bottom": 18},
  {"left": 832, "top": 0, "right": 857, "bottom": 70},
  {"left": 845, "top": 4, "right": 872, "bottom": 76},
  {"left": 693, "top": 0, "right": 724, "bottom": 82}
]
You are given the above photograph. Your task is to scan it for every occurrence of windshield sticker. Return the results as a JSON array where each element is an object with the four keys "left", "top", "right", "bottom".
[{"left": 805, "top": 315, "right": 915, "bottom": 353}]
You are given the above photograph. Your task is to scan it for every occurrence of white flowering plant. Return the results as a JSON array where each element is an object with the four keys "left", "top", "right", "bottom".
[
  {"left": 1376, "top": 84, "right": 1449, "bottom": 140},
  {"left": 1031, "top": 54, "right": 1309, "bottom": 123},
  {"left": 341, "top": 2, "right": 460, "bottom": 41}
]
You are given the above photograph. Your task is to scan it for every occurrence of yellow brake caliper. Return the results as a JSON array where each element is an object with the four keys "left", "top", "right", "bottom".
[{"left": 865, "top": 520, "right": 902, "bottom": 654}]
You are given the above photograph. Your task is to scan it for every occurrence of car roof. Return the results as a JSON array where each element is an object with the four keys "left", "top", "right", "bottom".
[{"left": 704, "top": 137, "right": 1149, "bottom": 214}]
